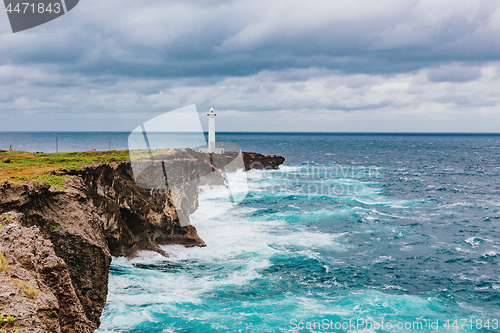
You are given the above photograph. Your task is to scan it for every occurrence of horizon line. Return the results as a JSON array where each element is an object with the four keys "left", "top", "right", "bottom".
[{"left": 2, "top": 131, "right": 500, "bottom": 135}]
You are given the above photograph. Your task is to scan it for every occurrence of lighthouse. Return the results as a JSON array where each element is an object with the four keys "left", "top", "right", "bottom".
[
  {"left": 208, "top": 107, "right": 216, "bottom": 151},
  {"left": 199, "top": 107, "right": 224, "bottom": 153}
]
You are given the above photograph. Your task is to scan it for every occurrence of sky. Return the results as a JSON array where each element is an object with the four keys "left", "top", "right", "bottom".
[{"left": 1, "top": 0, "right": 500, "bottom": 132}]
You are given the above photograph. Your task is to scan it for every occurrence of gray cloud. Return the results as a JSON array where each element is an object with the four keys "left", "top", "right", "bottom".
[
  {"left": 2, "top": 0, "right": 500, "bottom": 78},
  {"left": 427, "top": 64, "right": 482, "bottom": 82},
  {"left": 1, "top": 0, "right": 500, "bottom": 132}
]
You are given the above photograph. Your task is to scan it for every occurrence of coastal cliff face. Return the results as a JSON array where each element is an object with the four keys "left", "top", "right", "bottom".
[
  {"left": 0, "top": 150, "right": 284, "bottom": 332},
  {"left": 242, "top": 152, "right": 285, "bottom": 171},
  {"left": 0, "top": 181, "right": 110, "bottom": 333}
]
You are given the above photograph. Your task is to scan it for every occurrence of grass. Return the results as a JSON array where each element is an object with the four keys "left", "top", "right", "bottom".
[
  {"left": 0, "top": 315, "right": 18, "bottom": 333},
  {"left": 15, "top": 174, "right": 75, "bottom": 190},
  {"left": 12, "top": 279, "right": 39, "bottom": 299},
  {"left": 0, "top": 251, "right": 9, "bottom": 272},
  {"left": 0, "top": 150, "right": 131, "bottom": 185},
  {"left": 129, "top": 148, "right": 171, "bottom": 161}
]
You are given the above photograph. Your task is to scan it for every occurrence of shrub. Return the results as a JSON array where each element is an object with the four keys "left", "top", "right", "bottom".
[
  {"left": 0, "top": 251, "right": 8, "bottom": 272},
  {"left": 0, "top": 314, "right": 17, "bottom": 333},
  {"left": 12, "top": 279, "right": 39, "bottom": 299}
]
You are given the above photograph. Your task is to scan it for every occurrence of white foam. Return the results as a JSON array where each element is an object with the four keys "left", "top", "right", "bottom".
[
  {"left": 373, "top": 255, "right": 393, "bottom": 263},
  {"left": 482, "top": 251, "right": 498, "bottom": 257},
  {"left": 272, "top": 230, "right": 346, "bottom": 250},
  {"left": 455, "top": 247, "right": 471, "bottom": 253},
  {"left": 101, "top": 160, "right": 433, "bottom": 331},
  {"left": 383, "top": 284, "right": 408, "bottom": 292},
  {"left": 352, "top": 197, "right": 415, "bottom": 208},
  {"left": 465, "top": 237, "right": 486, "bottom": 247},
  {"left": 277, "top": 165, "right": 300, "bottom": 172},
  {"left": 103, "top": 174, "right": 352, "bottom": 329}
]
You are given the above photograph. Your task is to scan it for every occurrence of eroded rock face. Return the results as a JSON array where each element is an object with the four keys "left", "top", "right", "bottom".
[
  {"left": 0, "top": 161, "right": 204, "bottom": 332},
  {"left": 72, "top": 162, "right": 205, "bottom": 256},
  {"left": 242, "top": 152, "right": 285, "bottom": 171},
  {"left": 0, "top": 220, "right": 94, "bottom": 333},
  {"left": 0, "top": 180, "right": 112, "bottom": 332},
  {"left": 0, "top": 150, "right": 284, "bottom": 332}
]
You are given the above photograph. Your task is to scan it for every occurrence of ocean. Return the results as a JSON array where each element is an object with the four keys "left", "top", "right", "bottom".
[{"left": 2, "top": 133, "right": 500, "bottom": 332}]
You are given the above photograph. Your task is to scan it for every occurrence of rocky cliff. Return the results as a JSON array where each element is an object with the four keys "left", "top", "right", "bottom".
[{"left": 0, "top": 150, "right": 284, "bottom": 332}]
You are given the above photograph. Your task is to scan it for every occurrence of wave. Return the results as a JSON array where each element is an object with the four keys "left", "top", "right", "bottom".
[{"left": 98, "top": 149, "right": 497, "bottom": 331}]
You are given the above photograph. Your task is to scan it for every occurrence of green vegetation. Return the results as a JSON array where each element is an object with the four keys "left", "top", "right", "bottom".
[
  {"left": 75, "top": 264, "right": 81, "bottom": 271},
  {"left": 0, "top": 149, "right": 130, "bottom": 184},
  {"left": 129, "top": 148, "right": 170, "bottom": 161},
  {"left": 12, "top": 279, "right": 39, "bottom": 299},
  {"left": 0, "top": 216, "right": 9, "bottom": 229},
  {"left": 0, "top": 251, "right": 8, "bottom": 272},
  {"left": 15, "top": 173, "right": 74, "bottom": 190},
  {"left": 51, "top": 225, "right": 58, "bottom": 231},
  {"left": 0, "top": 314, "right": 18, "bottom": 333}
]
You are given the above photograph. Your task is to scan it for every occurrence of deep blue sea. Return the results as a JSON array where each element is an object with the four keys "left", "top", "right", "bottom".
[{"left": 2, "top": 133, "right": 500, "bottom": 332}]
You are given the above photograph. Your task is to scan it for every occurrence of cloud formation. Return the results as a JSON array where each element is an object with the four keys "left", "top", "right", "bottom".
[{"left": 0, "top": 0, "right": 499, "bottom": 131}]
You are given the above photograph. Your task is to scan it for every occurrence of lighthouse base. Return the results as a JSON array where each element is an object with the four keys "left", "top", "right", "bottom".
[{"left": 199, "top": 147, "right": 225, "bottom": 154}]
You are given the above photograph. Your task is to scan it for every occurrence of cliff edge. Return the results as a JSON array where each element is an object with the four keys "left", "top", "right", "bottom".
[{"left": 0, "top": 150, "right": 284, "bottom": 332}]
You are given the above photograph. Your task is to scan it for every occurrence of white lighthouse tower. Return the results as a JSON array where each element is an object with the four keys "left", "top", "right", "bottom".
[
  {"left": 200, "top": 107, "right": 224, "bottom": 153},
  {"left": 208, "top": 107, "right": 216, "bottom": 152}
]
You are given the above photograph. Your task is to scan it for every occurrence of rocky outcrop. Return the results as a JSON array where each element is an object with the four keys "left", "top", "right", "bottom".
[
  {"left": 0, "top": 150, "right": 284, "bottom": 332},
  {"left": 0, "top": 218, "right": 95, "bottom": 333},
  {"left": 0, "top": 178, "right": 113, "bottom": 333},
  {"left": 204, "top": 151, "right": 285, "bottom": 171},
  {"left": 242, "top": 152, "right": 285, "bottom": 171},
  {"left": 72, "top": 161, "right": 205, "bottom": 256}
]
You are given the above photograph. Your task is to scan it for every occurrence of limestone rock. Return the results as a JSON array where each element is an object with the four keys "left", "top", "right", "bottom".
[{"left": 0, "top": 150, "right": 284, "bottom": 331}]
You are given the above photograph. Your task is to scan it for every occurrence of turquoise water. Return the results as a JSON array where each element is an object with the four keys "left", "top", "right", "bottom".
[
  {"left": 95, "top": 134, "right": 500, "bottom": 333},
  {"left": 2, "top": 132, "right": 499, "bottom": 332}
]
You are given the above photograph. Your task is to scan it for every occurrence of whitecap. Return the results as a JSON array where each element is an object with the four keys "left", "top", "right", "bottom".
[{"left": 465, "top": 237, "right": 485, "bottom": 247}]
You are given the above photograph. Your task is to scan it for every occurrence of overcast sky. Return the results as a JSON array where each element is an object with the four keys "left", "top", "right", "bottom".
[{"left": 1, "top": 0, "right": 500, "bottom": 132}]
